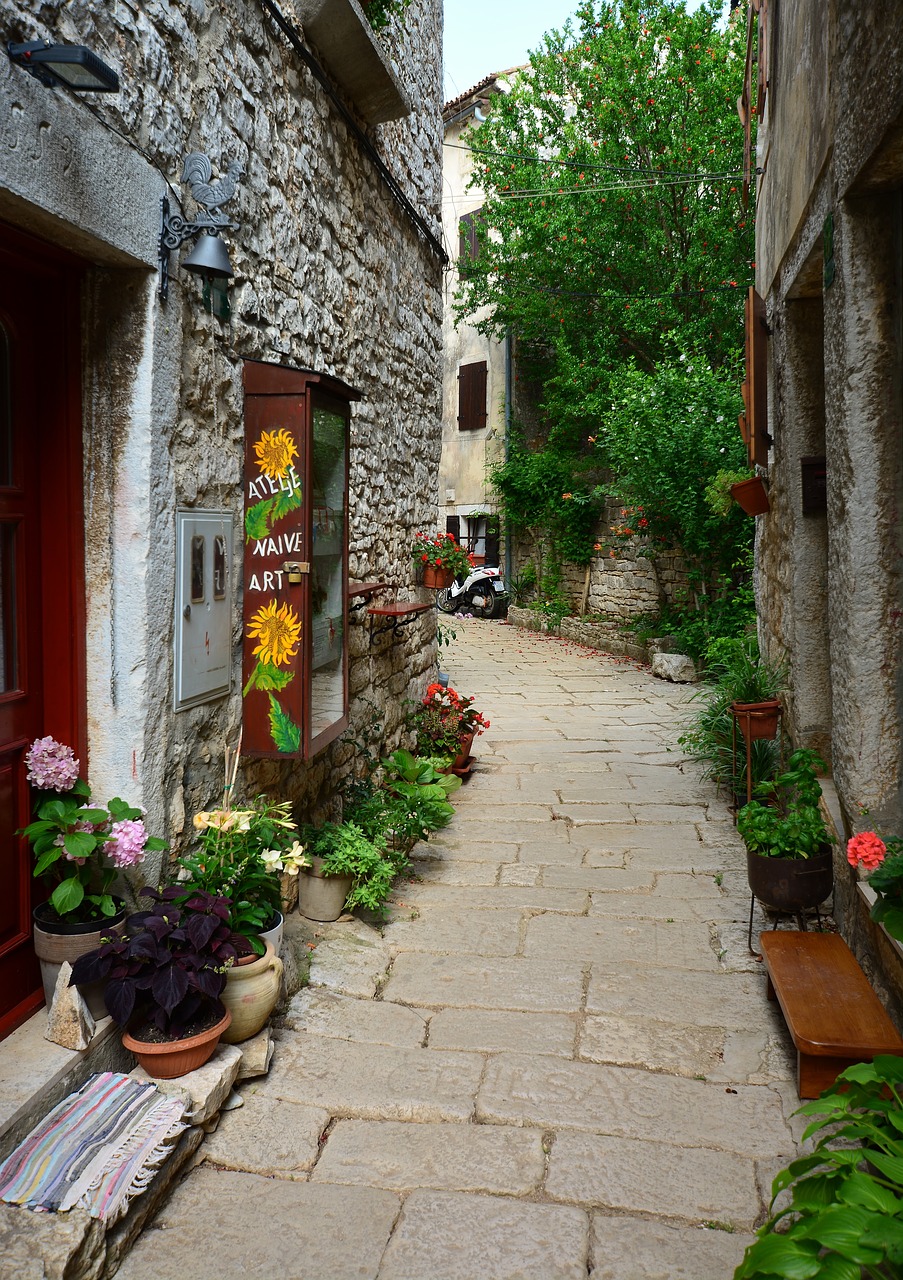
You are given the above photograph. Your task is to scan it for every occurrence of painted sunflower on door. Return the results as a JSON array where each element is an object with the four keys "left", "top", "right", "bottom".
[{"left": 242, "top": 423, "right": 305, "bottom": 754}]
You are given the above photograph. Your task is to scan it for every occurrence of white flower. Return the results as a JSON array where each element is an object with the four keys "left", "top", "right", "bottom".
[{"left": 261, "top": 848, "right": 284, "bottom": 872}]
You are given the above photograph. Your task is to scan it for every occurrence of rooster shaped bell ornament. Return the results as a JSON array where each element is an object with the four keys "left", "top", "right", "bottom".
[{"left": 159, "top": 151, "right": 244, "bottom": 301}]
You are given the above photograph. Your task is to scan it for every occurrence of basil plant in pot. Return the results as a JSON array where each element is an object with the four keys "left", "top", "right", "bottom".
[
  {"left": 69, "top": 887, "right": 241, "bottom": 1079},
  {"left": 738, "top": 749, "right": 835, "bottom": 915}
]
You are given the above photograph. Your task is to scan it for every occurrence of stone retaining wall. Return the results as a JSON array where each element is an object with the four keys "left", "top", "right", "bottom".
[{"left": 507, "top": 606, "right": 652, "bottom": 663}]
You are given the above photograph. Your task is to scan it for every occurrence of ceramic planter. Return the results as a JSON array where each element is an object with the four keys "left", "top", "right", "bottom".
[
  {"left": 32, "top": 900, "right": 126, "bottom": 1019},
  {"left": 298, "top": 855, "right": 352, "bottom": 922},
  {"left": 423, "top": 566, "right": 454, "bottom": 589},
  {"left": 731, "top": 476, "right": 770, "bottom": 516},
  {"left": 731, "top": 699, "right": 782, "bottom": 743},
  {"left": 221, "top": 940, "right": 283, "bottom": 1044},
  {"left": 258, "top": 909, "right": 284, "bottom": 957},
  {"left": 746, "top": 848, "right": 834, "bottom": 913},
  {"left": 123, "top": 1008, "right": 232, "bottom": 1079}
]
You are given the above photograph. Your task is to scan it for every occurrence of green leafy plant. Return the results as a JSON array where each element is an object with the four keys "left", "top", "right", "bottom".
[
  {"left": 300, "top": 821, "right": 401, "bottom": 917},
  {"left": 706, "top": 468, "right": 755, "bottom": 520},
  {"left": 846, "top": 831, "right": 903, "bottom": 943},
  {"left": 679, "top": 638, "right": 786, "bottom": 794},
  {"left": 405, "top": 683, "right": 491, "bottom": 758},
  {"left": 176, "top": 797, "right": 307, "bottom": 954},
  {"left": 412, "top": 531, "right": 475, "bottom": 579},
  {"left": 20, "top": 736, "right": 167, "bottom": 924},
  {"left": 361, "top": 0, "right": 411, "bottom": 33},
  {"left": 734, "top": 1055, "right": 903, "bottom": 1279},
  {"left": 737, "top": 750, "right": 832, "bottom": 860}
]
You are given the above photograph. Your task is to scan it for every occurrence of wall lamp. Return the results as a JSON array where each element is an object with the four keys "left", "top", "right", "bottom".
[
  {"left": 159, "top": 152, "right": 243, "bottom": 302},
  {"left": 6, "top": 41, "right": 119, "bottom": 92}
]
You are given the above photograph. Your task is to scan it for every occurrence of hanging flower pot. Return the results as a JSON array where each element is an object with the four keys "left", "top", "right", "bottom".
[
  {"left": 731, "top": 699, "right": 782, "bottom": 743},
  {"left": 731, "top": 476, "right": 770, "bottom": 516},
  {"left": 423, "top": 566, "right": 454, "bottom": 590}
]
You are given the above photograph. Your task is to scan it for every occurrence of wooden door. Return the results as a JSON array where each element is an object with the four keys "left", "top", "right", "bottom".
[{"left": 0, "top": 225, "right": 86, "bottom": 1037}]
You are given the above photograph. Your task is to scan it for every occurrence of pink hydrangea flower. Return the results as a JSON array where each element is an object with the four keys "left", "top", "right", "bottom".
[
  {"left": 105, "top": 819, "right": 149, "bottom": 869},
  {"left": 847, "top": 831, "right": 887, "bottom": 871},
  {"left": 25, "top": 737, "right": 79, "bottom": 792}
]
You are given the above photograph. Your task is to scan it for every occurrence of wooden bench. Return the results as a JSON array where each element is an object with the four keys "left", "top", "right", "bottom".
[{"left": 759, "top": 930, "right": 903, "bottom": 1098}]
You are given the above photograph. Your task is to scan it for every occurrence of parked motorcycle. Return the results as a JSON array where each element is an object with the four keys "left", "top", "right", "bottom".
[{"left": 436, "top": 565, "right": 508, "bottom": 619}]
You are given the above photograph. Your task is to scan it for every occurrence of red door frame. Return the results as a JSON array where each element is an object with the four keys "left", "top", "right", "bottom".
[{"left": 0, "top": 221, "right": 87, "bottom": 1038}]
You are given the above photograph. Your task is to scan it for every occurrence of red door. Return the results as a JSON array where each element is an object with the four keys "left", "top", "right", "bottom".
[{"left": 0, "top": 225, "right": 86, "bottom": 1038}]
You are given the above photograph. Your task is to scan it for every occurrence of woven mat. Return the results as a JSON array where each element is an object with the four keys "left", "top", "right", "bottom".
[{"left": 0, "top": 1071, "right": 187, "bottom": 1223}]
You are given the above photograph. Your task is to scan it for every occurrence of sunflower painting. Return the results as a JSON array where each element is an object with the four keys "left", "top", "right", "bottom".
[
  {"left": 246, "top": 425, "right": 303, "bottom": 543},
  {"left": 243, "top": 599, "right": 303, "bottom": 752}
]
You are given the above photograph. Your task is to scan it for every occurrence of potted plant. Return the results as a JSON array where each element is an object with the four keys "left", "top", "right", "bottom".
[
  {"left": 69, "top": 888, "right": 239, "bottom": 1078},
  {"left": 738, "top": 749, "right": 835, "bottom": 913},
  {"left": 730, "top": 474, "right": 770, "bottom": 516},
  {"left": 19, "top": 736, "right": 167, "bottom": 1015},
  {"left": 404, "top": 683, "right": 490, "bottom": 768},
  {"left": 411, "top": 531, "right": 475, "bottom": 589},
  {"left": 679, "top": 638, "right": 785, "bottom": 803},
  {"left": 847, "top": 830, "right": 903, "bottom": 942},
  {"left": 296, "top": 821, "right": 403, "bottom": 921},
  {"left": 177, "top": 796, "right": 308, "bottom": 956}
]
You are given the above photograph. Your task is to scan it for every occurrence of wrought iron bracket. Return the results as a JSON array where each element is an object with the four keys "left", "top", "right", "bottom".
[{"left": 158, "top": 196, "right": 239, "bottom": 302}]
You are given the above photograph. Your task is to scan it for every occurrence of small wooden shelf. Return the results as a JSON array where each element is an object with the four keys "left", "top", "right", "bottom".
[
  {"left": 367, "top": 601, "right": 431, "bottom": 642},
  {"left": 348, "top": 581, "right": 391, "bottom": 613}
]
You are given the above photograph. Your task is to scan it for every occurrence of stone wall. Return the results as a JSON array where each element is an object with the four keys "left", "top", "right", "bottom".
[{"left": 0, "top": 0, "right": 444, "bottom": 876}]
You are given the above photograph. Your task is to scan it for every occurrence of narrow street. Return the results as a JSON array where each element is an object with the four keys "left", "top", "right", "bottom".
[{"left": 117, "top": 620, "right": 802, "bottom": 1279}]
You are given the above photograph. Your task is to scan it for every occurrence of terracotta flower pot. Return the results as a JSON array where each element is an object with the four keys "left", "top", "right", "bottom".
[
  {"left": 123, "top": 1008, "right": 232, "bottom": 1080},
  {"left": 731, "top": 699, "right": 782, "bottom": 743},
  {"left": 33, "top": 900, "right": 126, "bottom": 1019},
  {"left": 221, "top": 940, "right": 283, "bottom": 1044},
  {"left": 730, "top": 476, "right": 770, "bottom": 516},
  {"left": 423, "top": 566, "right": 454, "bottom": 589}
]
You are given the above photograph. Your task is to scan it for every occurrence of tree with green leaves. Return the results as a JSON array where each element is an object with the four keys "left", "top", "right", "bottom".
[{"left": 457, "top": 0, "right": 754, "bottom": 632}]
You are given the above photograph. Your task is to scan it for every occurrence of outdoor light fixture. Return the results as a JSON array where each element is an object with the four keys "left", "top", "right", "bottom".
[
  {"left": 158, "top": 152, "right": 244, "bottom": 302},
  {"left": 6, "top": 41, "right": 120, "bottom": 92}
]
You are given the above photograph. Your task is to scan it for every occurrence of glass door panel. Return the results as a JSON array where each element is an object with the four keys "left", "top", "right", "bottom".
[{"left": 310, "top": 404, "right": 347, "bottom": 741}]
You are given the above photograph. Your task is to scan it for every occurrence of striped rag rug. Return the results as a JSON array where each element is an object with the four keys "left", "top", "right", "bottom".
[{"left": 0, "top": 1071, "right": 187, "bottom": 1223}]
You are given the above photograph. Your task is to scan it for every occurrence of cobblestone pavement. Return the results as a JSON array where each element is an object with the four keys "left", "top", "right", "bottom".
[{"left": 117, "top": 619, "right": 805, "bottom": 1280}]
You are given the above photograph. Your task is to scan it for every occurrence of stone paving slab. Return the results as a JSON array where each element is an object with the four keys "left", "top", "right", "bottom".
[
  {"left": 578, "top": 1014, "right": 729, "bottom": 1078},
  {"left": 523, "top": 914, "right": 722, "bottom": 971},
  {"left": 202, "top": 1090, "right": 328, "bottom": 1176},
  {"left": 114, "top": 1169, "right": 400, "bottom": 1280},
  {"left": 263, "top": 1036, "right": 483, "bottom": 1122},
  {"left": 383, "top": 907, "right": 523, "bottom": 956},
  {"left": 498, "top": 862, "right": 541, "bottom": 886},
  {"left": 542, "top": 864, "right": 655, "bottom": 890},
  {"left": 375, "top": 1189, "right": 590, "bottom": 1280},
  {"left": 307, "top": 922, "right": 393, "bottom": 999},
  {"left": 476, "top": 1054, "right": 794, "bottom": 1157},
  {"left": 283, "top": 989, "right": 427, "bottom": 1047},
  {"left": 585, "top": 964, "right": 774, "bottom": 1031},
  {"left": 450, "top": 804, "right": 555, "bottom": 824},
  {"left": 553, "top": 802, "right": 637, "bottom": 824},
  {"left": 418, "top": 835, "right": 522, "bottom": 861},
  {"left": 589, "top": 1213, "right": 756, "bottom": 1278},
  {"left": 407, "top": 859, "right": 503, "bottom": 886},
  {"left": 585, "top": 891, "right": 726, "bottom": 922},
  {"left": 546, "top": 1131, "right": 761, "bottom": 1225},
  {"left": 393, "top": 882, "right": 589, "bottom": 913},
  {"left": 384, "top": 953, "right": 586, "bottom": 1013},
  {"left": 427, "top": 1007, "right": 578, "bottom": 1057},
  {"left": 312, "top": 1119, "right": 545, "bottom": 1194}
]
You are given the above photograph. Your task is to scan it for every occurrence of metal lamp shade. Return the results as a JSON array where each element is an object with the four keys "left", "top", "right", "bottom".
[{"left": 182, "top": 233, "right": 233, "bottom": 280}]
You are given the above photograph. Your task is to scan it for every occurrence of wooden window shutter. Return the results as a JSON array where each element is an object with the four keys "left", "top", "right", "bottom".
[
  {"left": 458, "top": 208, "right": 482, "bottom": 272},
  {"left": 457, "top": 361, "right": 488, "bottom": 431},
  {"left": 742, "top": 287, "right": 770, "bottom": 467},
  {"left": 484, "top": 516, "right": 501, "bottom": 566},
  {"left": 445, "top": 515, "right": 461, "bottom": 539}
]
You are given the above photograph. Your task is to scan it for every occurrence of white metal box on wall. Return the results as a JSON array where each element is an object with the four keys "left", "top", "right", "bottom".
[{"left": 174, "top": 510, "right": 233, "bottom": 710}]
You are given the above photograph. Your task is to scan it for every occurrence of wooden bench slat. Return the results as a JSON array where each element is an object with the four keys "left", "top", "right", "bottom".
[{"left": 759, "top": 931, "right": 903, "bottom": 1098}]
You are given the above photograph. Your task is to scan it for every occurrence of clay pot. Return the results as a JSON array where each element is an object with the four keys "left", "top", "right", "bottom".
[
  {"left": 123, "top": 1008, "right": 232, "bottom": 1080},
  {"left": 258, "top": 909, "right": 284, "bottom": 957},
  {"left": 423, "top": 566, "right": 454, "bottom": 589},
  {"left": 730, "top": 476, "right": 770, "bottom": 516},
  {"left": 298, "top": 855, "right": 353, "bottom": 922},
  {"left": 731, "top": 699, "right": 782, "bottom": 743},
  {"left": 221, "top": 940, "right": 284, "bottom": 1044},
  {"left": 32, "top": 901, "right": 126, "bottom": 1019}
]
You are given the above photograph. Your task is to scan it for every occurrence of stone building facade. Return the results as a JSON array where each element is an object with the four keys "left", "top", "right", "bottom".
[
  {"left": 0, "top": 0, "right": 443, "bottom": 1033},
  {"left": 753, "top": 1, "right": 903, "bottom": 1009}
]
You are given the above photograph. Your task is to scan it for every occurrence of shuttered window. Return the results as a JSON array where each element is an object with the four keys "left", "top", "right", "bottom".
[
  {"left": 445, "top": 514, "right": 461, "bottom": 539},
  {"left": 458, "top": 209, "right": 483, "bottom": 273},
  {"left": 457, "top": 361, "right": 488, "bottom": 431}
]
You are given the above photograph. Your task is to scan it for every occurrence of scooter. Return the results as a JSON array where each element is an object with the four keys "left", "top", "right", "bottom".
[{"left": 437, "top": 565, "right": 508, "bottom": 619}]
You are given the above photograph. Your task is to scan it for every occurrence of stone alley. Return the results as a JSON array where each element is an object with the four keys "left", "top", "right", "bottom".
[{"left": 116, "top": 619, "right": 805, "bottom": 1280}]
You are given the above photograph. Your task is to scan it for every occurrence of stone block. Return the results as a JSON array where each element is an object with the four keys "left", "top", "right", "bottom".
[
  {"left": 130, "top": 1043, "right": 242, "bottom": 1126},
  {"left": 383, "top": 907, "right": 522, "bottom": 957},
  {"left": 235, "top": 1028, "right": 274, "bottom": 1080},
  {"left": 312, "top": 1119, "right": 545, "bottom": 1194},
  {"left": 44, "top": 963, "right": 95, "bottom": 1052},
  {"left": 384, "top": 953, "right": 586, "bottom": 1013},
  {"left": 283, "top": 989, "right": 427, "bottom": 1048},
  {"left": 523, "top": 914, "right": 722, "bottom": 972},
  {"left": 377, "top": 1189, "right": 590, "bottom": 1280},
  {"left": 201, "top": 1091, "right": 327, "bottom": 1176},
  {"left": 589, "top": 1213, "right": 756, "bottom": 1277},
  {"left": 307, "top": 920, "right": 392, "bottom": 999},
  {"left": 0, "top": 1202, "right": 104, "bottom": 1280},
  {"left": 427, "top": 1008, "right": 577, "bottom": 1057},
  {"left": 112, "top": 1169, "right": 399, "bottom": 1280}
]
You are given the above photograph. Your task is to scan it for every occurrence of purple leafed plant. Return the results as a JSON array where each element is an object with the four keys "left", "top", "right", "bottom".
[{"left": 69, "top": 887, "right": 241, "bottom": 1039}]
